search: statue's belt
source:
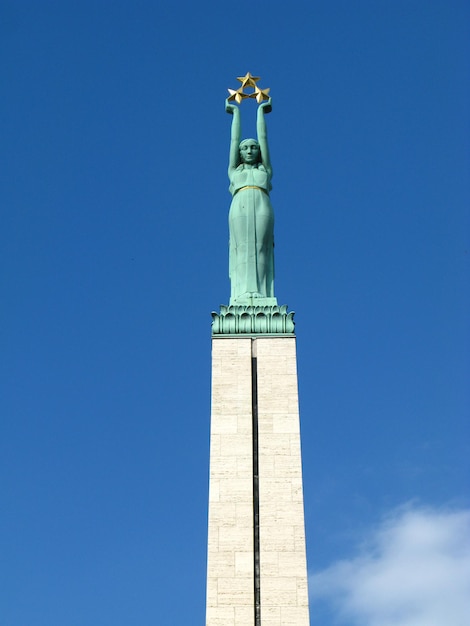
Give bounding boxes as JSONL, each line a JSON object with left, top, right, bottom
{"left": 233, "top": 185, "right": 269, "bottom": 196}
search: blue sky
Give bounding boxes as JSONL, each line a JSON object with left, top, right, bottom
{"left": 1, "top": 1, "right": 469, "bottom": 624}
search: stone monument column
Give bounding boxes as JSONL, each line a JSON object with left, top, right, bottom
{"left": 206, "top": 74, "right": 310, "bottom": 626}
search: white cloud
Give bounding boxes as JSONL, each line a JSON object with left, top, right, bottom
{"left": 310, "top": 505, "right": 470, "bottom": 626}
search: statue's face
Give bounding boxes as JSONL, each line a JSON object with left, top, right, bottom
{"left": 240, "top": 141, "right": 260, "bottom": 164}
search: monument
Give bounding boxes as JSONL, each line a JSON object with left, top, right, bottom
{"left": 206, "top": 74, "right": 310, "bottom": 626}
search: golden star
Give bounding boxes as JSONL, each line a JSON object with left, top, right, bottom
{"left": 252, "top": 86, "right": 271, "bottom": 103}
{"left": 227, "top": 88, "right": 248, "bottom": 103}
{"left": 236, "top": 72, "right": 260, "bottom": 88}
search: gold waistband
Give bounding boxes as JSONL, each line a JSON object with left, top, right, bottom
{"left": 234, "top": 185, "right": 269, "bottom": 196}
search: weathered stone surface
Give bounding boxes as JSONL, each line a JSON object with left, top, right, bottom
{"left": 206, "top": 336, "right": 309, "bottom": 626}
{"left": 256, "top": 338, "right": 309, "bottom": 624}
{"left": 206, "top": 339, "right": 254, "bottom": 626}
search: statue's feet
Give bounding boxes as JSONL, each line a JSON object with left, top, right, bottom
{"left": 229, "top": 293, "right": 278, "bottom": 307}
{"left": 237, "top": 292, "right": 264, "bottom": 301}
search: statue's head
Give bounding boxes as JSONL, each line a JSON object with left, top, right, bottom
{"left": 239, "top": 138, "right": 261, "bottom": 165}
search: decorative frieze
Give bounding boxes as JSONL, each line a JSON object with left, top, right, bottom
{"left": 212, "top": 305, "right": 295, "bottom": 335}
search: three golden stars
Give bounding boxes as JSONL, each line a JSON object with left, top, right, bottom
{"left": 227, "top": 72, "right": 271, "bottom": 104}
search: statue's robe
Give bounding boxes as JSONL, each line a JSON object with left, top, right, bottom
{"left": 229, "top": 164, "right": 274, "bottom": 304}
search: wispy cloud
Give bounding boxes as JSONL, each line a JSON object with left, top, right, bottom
{"left": 310, "top": 505, "right": 470, "bottom": 626}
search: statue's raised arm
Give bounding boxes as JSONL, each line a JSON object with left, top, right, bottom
{"left": 226, "top": 99, "right": 241, "bottom": 176}
{"left": 257, "top": 98, "right": 272, "bottom": 178}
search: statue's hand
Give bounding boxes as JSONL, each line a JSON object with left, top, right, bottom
{"left": 225, "top": 99, "right": 238, "bottom": 115}
{"left": 259, "top": 97, "right": 272, "bottom": 114}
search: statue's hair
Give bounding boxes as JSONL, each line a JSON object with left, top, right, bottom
{"left": 239, "top": 138, "right": 259, "bottom": 149}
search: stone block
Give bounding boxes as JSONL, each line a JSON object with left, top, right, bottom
{"left": 217, "top": 575, "right": 253, "bottom": 605}
{"left": 206, "top": 605, "right": 235, "bottom": 625}
{"left": 280, "top": 606, "right": 310, "bottom": 625}
{"left": 234, "top": 551, "right": 253, "bottom": 576}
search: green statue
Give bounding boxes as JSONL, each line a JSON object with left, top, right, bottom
{"left": 225, "top": 95, "right": 277, "bottom": 306}
{"left": 212, "top": 75, "right": 294, "bottom": 335}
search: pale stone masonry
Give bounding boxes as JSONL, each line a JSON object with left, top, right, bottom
{"left": 206, "top": 336, "right": 309, "bottom": 626}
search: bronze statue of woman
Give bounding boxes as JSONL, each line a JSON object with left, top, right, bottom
{"left": 226, "top": 98, "right": 277, "bottom": 306}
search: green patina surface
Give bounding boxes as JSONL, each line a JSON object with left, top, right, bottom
{"left": 226, "top": 98, "right": 276, "bottom": 307}
{"left": 212, "top": 305, "right": 295, "bottom": 336}
{"left": 214, "top": 88, "right": 294, "bottom": 335}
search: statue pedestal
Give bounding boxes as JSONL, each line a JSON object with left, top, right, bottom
{"left": 206, "top": 336, "right": 310, "bottom": 626}
{"left": 212, "top": 305, "right": 295, "bottom": 336}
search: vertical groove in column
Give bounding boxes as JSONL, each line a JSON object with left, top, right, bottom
{"left": 251, "top": 341, "right": 261, "bottom": 626}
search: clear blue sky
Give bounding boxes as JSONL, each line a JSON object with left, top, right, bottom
{"left": 1, "top": 2, "right": 469, "bottom": 625}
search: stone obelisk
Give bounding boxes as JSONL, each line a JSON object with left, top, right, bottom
{"left": 205, "top": 74, "right": 310, "bottom": 626}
